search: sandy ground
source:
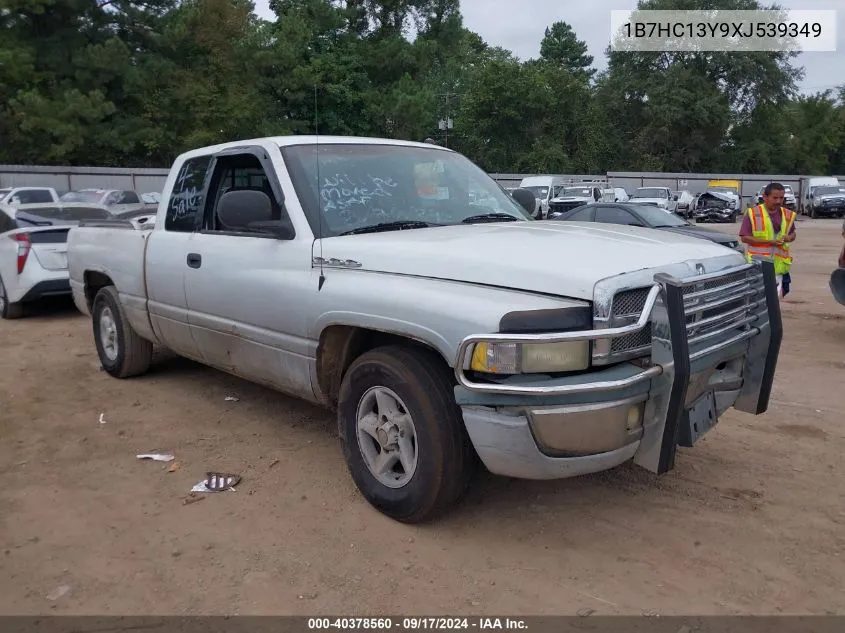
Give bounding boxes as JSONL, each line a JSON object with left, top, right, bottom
{"left": 1, "top": 218, "right": 844, "bottom": 617}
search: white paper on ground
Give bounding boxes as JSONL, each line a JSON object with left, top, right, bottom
{"left": 136, "top": 453, "right": 175, "bottom": 462}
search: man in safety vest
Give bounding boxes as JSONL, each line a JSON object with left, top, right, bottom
{"left": 738, "top": 182, "right": 796, "bottom": 298}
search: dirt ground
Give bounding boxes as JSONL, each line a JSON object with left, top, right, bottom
{"left": 1, "top": 218, "right": 844, "bottom": 616}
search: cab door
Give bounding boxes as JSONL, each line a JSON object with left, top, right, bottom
{"left": 145, "top": 154, "right": 214, "bottom": 361}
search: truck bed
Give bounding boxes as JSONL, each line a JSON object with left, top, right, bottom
{"left": 67, "top": 223, "right": 152, "bottom": 319}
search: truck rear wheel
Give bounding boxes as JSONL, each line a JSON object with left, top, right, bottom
{"left": 92, "top": 286, "right": 153, "bottom": 378}
{"left": 338, "top": 345, "right": 476, "bottom": 523}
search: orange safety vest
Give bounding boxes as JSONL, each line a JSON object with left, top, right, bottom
{"left": 744, "top": 204, "right": 795, "bottom": 275}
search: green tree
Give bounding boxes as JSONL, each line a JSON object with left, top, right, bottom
{"left": 539, "top": 21, "right": 595, "bottom": 81}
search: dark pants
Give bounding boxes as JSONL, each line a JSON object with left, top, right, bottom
{"left": 782, "top": 272, "right": 791, "bottom": 297}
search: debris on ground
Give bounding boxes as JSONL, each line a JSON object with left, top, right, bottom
{"left": 168, "top": 462, "right": 181, "bottom": 473}
{"left": 136, "top": 453, "right": 175, "bottom": 462}
{"left": 224, "top": 396, "right": 240, "bottom": 402}
{"left": 191, "top": 472, "right": 241, "bottom": 493}
{"left": 46, "top": 585, "right": 71, "bottom": 601}
{"left": 98, "top": 413, "right": 107, "bottom": 424}
{"left": 182, "top": 494, "right": 206, "bottom": 506}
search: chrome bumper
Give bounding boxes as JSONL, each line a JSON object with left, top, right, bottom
{"left": 454, "top": 261, "right": 783, "bottom": 475}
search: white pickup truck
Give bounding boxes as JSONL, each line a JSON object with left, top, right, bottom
{"left": 67, "top": 136, "right": 782, "bottom": 523}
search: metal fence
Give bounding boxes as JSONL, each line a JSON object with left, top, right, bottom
{"left": 0, "top": 164, "right": 169, "bottom": 195}
{"left": 3, "top": 164, "right": 844, "bottom": 208}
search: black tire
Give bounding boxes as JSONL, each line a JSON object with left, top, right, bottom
{"left": 0, "top": 275, "right": 24, "bottom": 319}
{"left": 338, "top": 345, "right": 477, "bottom": 524}
{"left": 92, "top": 286, "right": 153, "bottom": 378}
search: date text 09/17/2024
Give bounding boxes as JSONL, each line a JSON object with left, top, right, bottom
{"left": 307, "top": 618, "right": 528, "bottom": 630}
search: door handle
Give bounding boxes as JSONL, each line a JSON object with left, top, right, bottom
{"left": 187, "top": 253, "right": 202, "bottom": 269}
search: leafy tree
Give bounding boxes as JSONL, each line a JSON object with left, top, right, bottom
{"left": 539, "top": 21, "right": 595, "bottom": 82}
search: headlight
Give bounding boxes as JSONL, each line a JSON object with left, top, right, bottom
{"left": 470, "top": 341, "right": 590, "bottom": 374}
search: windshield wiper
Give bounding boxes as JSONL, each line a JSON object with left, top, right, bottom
{"left": 461, "top": 213, "right": 521, "bottom": 224}
{"left": 339, "top": 221, "right": 436, "bottom": 236}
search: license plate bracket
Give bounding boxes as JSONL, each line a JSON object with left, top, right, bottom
{"left": 678, "top": 390, "right": 718, "bottom": 448}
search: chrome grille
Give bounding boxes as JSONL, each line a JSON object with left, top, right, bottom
{"left": 605, "top": 266, "right": 765, "bottom": 361}
{"left": 683, "top": 268, "right": 764, "bottom": 347}
{"left": 549, "top": 201, "right": 584, "bottom": 214}
{"left": 611, "top": 287, "right": 651, "bottom": 317}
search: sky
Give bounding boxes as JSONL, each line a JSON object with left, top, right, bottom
{"left": 252, "top": 0, "right": 844, "bottom": 95}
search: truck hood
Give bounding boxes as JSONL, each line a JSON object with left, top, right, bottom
{"left": 818, "top": 194, "right": 845, "bottom": 203}
{"left": 317, "top": 221, "right": 742, "bottom": 300}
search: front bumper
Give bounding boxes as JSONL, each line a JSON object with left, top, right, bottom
{"left": 454, "top": 261, "right": 782, "bottom": 479}
{"left": 694, "top": 209, "right": 735, "bottom": 222}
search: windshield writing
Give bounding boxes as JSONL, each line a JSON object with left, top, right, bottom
{"left": 283, "top": 144, "right": 531, "bottom": 237}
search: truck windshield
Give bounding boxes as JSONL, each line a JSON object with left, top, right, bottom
{"left": 815, "top": 187, "right": 845, "bottom": 196}
{"left": 61, "top": 191, "right": 104, "bottom": 203}
{"left": 281, "top": 143, "right": 532, "bottom": 237}
{"left": 562, "top": 187, "right": 591, "bottom": 197}
{"left": 633, "top": 188, "right": 668, "bottom": 198}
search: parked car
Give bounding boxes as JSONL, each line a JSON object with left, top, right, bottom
{"left": 692, "top": 191, "right": 740, "bottom": 223}
{"left": 602, "top": 187, "right": 629, "bottom": 202}
{"left": 670, "top": 190, "right": 695, "bottom": 217}
{"left": 799, "top": 176, "right": 842, "bottom": 216}
{"left": 705, "top": 180, "right": 743, "bottom": 211}
{"left": 0, "top": 203, "right": 113, "bottom": 319}
{"left": 0, "top": 186, "right": 60, "bottom": 206}
{"left": 60, "top": 188, "right": 152, "bottom": 216}
{"left": 629, "top": 186, "right": 672, "bottom": 209}
{"left": 803, "top": 185, "right": 845, "bottom": 219}
{"left": 549, "top": 202, "right": 742, "bottom": 251}
{"left": 548, "top": 182, "right": 605, "bottom": 216}
{"left": 67, "top": 135, "right": 781, "bottom": 523}
{"left": 517, "top": 176, "right": 569, "bottom": 218}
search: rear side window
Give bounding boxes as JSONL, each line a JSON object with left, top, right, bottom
{"left": 29, "top": 229, "right": 70, "bottom": 244}
{"left": 566, "top": 207, "right": 594, "bottom": 221}
{"left": 166, "top": 156, "right": 212, "bottom": 232}
{"left": 18, "top": 190, "right": 54, "bottom": 203}
{"left": 596, "top": 207, "right": 638, "bottom": 225}
{"left": 119, "top": 191, "right": 140, "bottom": 204}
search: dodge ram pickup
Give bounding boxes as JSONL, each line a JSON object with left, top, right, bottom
{"left": 67, "top": 136, "right": 782, "bottom": 523}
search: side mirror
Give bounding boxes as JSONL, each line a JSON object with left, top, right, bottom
{"left": 810, "top": 193, "right": 814, "bottom": 199}
{"left": 673, "top": 195, "right": 679, "bottom": 201}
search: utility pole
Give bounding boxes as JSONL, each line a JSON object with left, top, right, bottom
{"left": 436, "top": 92, "right": 457, "bottom": 148}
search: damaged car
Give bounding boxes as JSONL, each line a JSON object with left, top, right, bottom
{"left": 692, "top": 191, "right": 740, "bottom": 223}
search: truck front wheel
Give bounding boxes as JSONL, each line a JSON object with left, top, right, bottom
{"left": 338, "top": 345, "right": 476, "bottom": 523}
{"left": 92, "top": 286, "right": 153, "bottom": 378}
